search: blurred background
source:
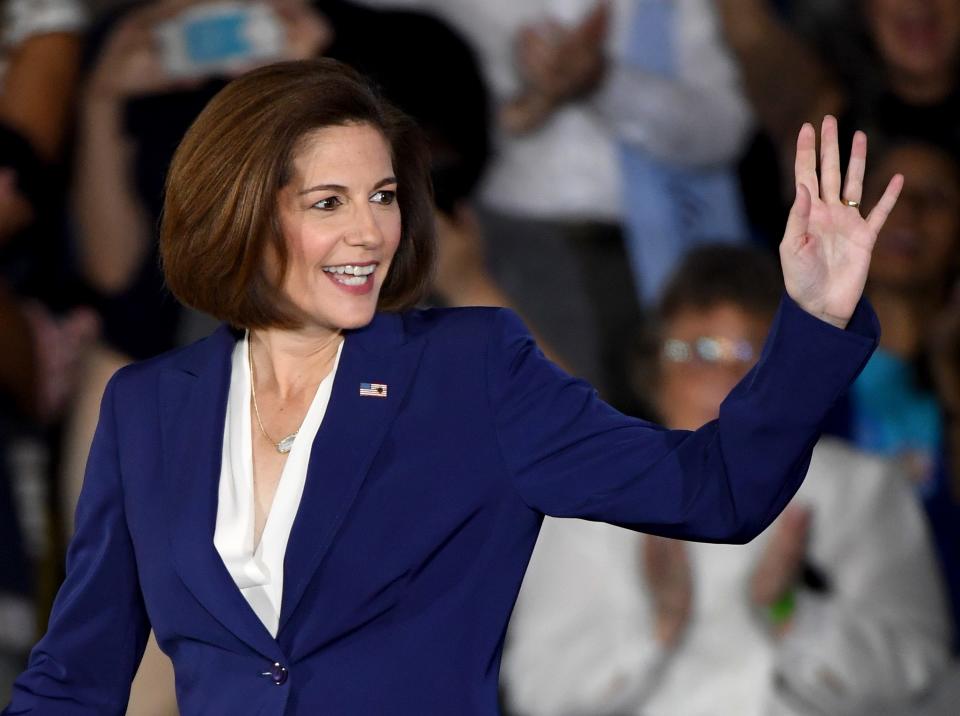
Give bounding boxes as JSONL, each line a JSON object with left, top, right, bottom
{"left": 0, "top": 0, "right": 958, "bottom": 713}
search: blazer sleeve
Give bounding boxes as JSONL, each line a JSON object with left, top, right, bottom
{"left": 3, "top": 374, "right": 150, "bottom": 715}
{"left": 486, "top": 294, "right": 879, "bottom": 542}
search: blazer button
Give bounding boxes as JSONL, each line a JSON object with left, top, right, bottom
{"left": 269, "top": 662, "right": 288, "bottom": 685}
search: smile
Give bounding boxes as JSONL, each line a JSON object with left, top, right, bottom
{"left": 322, "top": 263, "right": 377, "bottom": 286}
{"left": 321, "top": 262, "right": 378, "bottom": 293}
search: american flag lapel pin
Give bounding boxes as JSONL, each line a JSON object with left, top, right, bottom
{"left": 359, "top": 382, "right": 388, "bottom": 398}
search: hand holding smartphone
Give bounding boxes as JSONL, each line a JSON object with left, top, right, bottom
{"left": 155, "top": 1, "right": 286, "bottom": 79}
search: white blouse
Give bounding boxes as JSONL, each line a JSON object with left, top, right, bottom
{"left": 214, "top": 331, "right": 344, "bottom": 637}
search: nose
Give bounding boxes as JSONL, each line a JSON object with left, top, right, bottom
{"left": 345, "top": 201, "right": 385, "bottom": 249}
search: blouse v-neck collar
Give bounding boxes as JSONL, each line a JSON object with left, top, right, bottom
{"left": 214, "top": 331, "right": 344, "bottom": 637}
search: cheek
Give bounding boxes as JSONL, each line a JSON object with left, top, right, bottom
{"left": 288, "top": 222, "right": 341, "bottom": 270}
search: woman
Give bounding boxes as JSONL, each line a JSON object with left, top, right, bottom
{"left": 3, "top": 59, "right": 900, "bottom": 714}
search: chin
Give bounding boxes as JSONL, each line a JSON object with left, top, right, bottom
{"left": 313, "top": 301, "right": 379, "bottom": 332}
{"left": 338, "top": 312, "right": 378, "bottom": 330}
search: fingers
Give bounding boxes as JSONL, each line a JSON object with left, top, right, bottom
{"left": 794, "top": 122, "right": 818, "bottom": 199}
{"left": 578, "top": 0, "right": 610, "bottom": 43}
{"left": 819, "top": 115, "right": 842, "bottom": 201}
{"left": 783, "top": 183, "right": 811, "bottom": 245}
{"left": 797, "top": 118, "right": 870, "bottom": 207}
{"left": 842, "top": 130, "right": 867, "bottom": 206}
{"left": 866, "top": 173, "right": 905, "bottom": 235}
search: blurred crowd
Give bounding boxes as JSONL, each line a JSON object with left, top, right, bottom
{"left": 0, "top": 0, "right": 958, "bottom": 714}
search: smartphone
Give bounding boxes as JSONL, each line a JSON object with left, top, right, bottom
{"left": 156, "top": 1, "right": 286, "bottom": 79}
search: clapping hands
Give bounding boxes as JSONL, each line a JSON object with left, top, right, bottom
{"left": 502, "top": 1, "right": 609, "bottom": 134}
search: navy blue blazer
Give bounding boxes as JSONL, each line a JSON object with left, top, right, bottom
{"left": 4, "top": 296, "right": 878, "bottom": 715}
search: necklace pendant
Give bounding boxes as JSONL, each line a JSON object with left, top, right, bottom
{"left": 276, "top": 433, "right": 297, "bottom": 454}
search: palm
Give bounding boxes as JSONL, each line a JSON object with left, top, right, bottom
{"left": 780, "top": 118, "right": 903, "bottom": 328}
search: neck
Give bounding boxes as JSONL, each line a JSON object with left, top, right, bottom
{"left": 868, "top": 283, "right": 942, "bottom": 357}
{"left": 249, "top": 325, "right": 343, "bottom": 400}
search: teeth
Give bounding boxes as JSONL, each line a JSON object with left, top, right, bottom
{"left": 323, "top": 264, "right": 376, "bottom": 276}
{"left": 335, "top": 275, "right": 369, "bottom": 286}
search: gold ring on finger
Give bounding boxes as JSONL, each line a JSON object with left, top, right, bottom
{"left": 844, "top": 199, "right": 860, "bottom": 209}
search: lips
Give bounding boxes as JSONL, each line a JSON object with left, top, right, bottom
{"left": 321, "top": 261, "right": 378, "bottom": 295}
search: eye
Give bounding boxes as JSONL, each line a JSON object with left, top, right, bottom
{"left": 312, "top": 196, "right": 342, "bottom": 211}
{"left": 371, "top": 190, "right": 396, "bottom": 205}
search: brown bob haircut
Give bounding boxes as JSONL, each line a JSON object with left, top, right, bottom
{"left": 160, "top": 58, "right": 436, "bottom": 329}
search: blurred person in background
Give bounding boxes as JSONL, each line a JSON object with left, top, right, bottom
{"left": 716, "top": 0, "right": 960, "bottom": 237}
{"left": 821, "top": 140, "right": 960, "bottom": 655}
{"left": 0, "top": 0, "right": 97, "bottom": 425}
{"left": 355, "top": 0, "right": 753, "bottom": 406}
{"left": 502, "top": 244, "right": 951, "bottom": 716}
{"left": 829, "top": 142, "right": 959, "bottom": 482}
{"left": 717, "top": 1, "right": 960, "bottom": 639}
{"left": 0, "top": 0, "right": 97, "bottom": 703}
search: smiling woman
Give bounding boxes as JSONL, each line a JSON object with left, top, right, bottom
{"left": 158, "top": 60, "right": 436, "bottom": 638}
{"left": 4, "top": 59, "right": 901, "bottom": 716}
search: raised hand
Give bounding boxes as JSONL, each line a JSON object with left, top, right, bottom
{"left": 780, "top": 116, "right": 903, "bottom": 328}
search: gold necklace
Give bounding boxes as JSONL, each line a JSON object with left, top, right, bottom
{"left": 248, "top": 336, "right": 298, "bottom": 454}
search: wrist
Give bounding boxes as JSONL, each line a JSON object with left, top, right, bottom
{"left": 79, "top": 92, "right": 126, "bottom": 132}
{"left": 81, "top": 85, "right": 124, "bottom": 112}
{"left": 817, "top": 315, "right": 848, "bottom": 330}
{"left": 788, "top": 294, "right": 850, "bottom": 330}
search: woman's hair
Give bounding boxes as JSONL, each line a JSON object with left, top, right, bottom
{"left": 160, "top": 58, "right": 436, "bottom": 329}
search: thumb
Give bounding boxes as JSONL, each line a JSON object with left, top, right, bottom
{"left": 783, "top": 183, "right": 812, "bottom": 248}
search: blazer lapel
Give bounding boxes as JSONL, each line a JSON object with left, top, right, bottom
{"left": 278, "top": 312, "right": 425, "bottom": 634}
{"left": 160, "top": 325, "right": 282, "bottom": 662}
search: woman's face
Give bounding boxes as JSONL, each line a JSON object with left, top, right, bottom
{"left": 274, "top": 122, "right": 402, "bottom": 332}
{"left": 865, "top": 144, "right": 960, "bottom": 291}
{"left": 867, "top": 0, "right": 960, "bottom": 81}
{"left": 655, "top": 303, "right": 769, "bottom": 431}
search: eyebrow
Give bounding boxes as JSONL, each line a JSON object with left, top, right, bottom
{"left": 297, "top": 176, "right": 398, "bottom": 195}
